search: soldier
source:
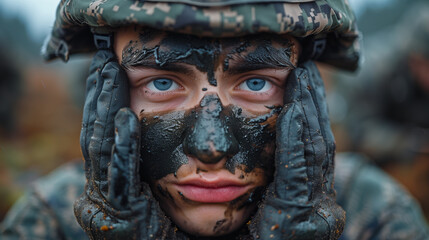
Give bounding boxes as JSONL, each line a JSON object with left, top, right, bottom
{"left": 331, "top": 4, "right": 429, "bottom": 239}
{"left": 1, "top": 0, "right": 428, "bottom": 239}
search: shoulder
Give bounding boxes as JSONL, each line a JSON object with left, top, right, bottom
{"left": 334, "top": 152, "right": 429, "bottom": 240}
{"left": 35, "top": 160, "right": 86, "bottom": 202}
{"left": 1, "top": 161, "right": 87, "bottom": 240}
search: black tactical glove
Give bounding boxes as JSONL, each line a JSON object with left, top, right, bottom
{"left": 250, "top": 61, "right": 345, "bottom": 239}
{"left": 74, "top": 50, "right": 187, "bottom": 239}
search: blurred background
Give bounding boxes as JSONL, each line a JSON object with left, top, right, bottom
{"left": 0, "top": 0, "right": 90, "bottom": 220}
{"left": 0, "top": 0, "right": 428, "bottom": 224}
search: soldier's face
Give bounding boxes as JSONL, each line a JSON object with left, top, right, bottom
{"left": 115, "top": 26, "right": 299, "bottom": 237}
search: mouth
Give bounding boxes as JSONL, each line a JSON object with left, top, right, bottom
{"left": 175, "top": 179, "right": 251, "bottom": 203}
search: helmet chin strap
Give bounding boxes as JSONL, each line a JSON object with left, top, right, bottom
{"left": 298, "top": 34, "right": 327, "bottom": 64}
{"left": 94, "top": 34, "right": 114, "bottom": 50}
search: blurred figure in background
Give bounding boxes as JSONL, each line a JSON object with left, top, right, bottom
{"left": 329, "top": 2, "right": 429, "bottom": 237}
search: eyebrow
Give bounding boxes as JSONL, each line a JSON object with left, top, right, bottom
{"left": 123, "top": 60, "right": 195, "bottom": 76}
{"left": 226, "top": 61, "right": 289, "bottom": 75}
{"left": 224, "top": 41, "right": 296, "bottom": 75}
{"left": 226, "top": 61, "right": 293, "bottom": 75}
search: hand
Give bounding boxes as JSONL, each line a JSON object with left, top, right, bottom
{"left": 73, "top": 50, "right": 186, "bottom": 239}
{"left": 250, "top": 61, "right": 345, "bottom": 239}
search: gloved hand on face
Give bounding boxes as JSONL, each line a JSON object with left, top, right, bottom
{"left": 250, "top": 61, "right": 345, "bottom": 240}
{"left": 74, "top": 49, "right": 184, "bottom": 239}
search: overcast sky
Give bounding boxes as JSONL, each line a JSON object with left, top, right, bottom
{"left": 0, "top": 0, "right": 390, "bottom": 42}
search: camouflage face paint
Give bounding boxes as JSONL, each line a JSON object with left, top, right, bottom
{"left": 139, "top": 94, "right": 280, "bottom": 181}
{"left": 121, "top": 29, "right": 295, "bottom": 87}
{"left": 122, "top": 29, "right": 220, "bottom": 86}
{"left": 222, "top": 35, "right": 295, "bottom": 72}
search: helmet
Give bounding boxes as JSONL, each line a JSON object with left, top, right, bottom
{"left": 42, "top": 0, "right": 360, "bottom": 71}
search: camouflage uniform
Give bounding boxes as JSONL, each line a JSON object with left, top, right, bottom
{"left": 0, "top": 162, "right": 87, "bottom": 240}
{"left": 2, "top": 154, "right": 429, "bottom": 239}
{"left": 335, "top": 153, "right": 429, "bottom": 240}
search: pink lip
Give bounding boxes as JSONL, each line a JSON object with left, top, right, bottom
{"left": 175, "top": 179, "right": 250, "bottom": 203}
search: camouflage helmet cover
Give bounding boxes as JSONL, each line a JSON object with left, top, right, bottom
{"left": 42, "top": 0, "right": 361, "bottom": 71}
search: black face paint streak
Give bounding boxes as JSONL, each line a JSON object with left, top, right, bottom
{"left": 212, "top": 188, "right": 259, "bottom": 235}
{"left": 225, "top": 105, "right": 281, "bottom": 175}
{"left": 243, "top": 186, "right": 265, "bottom": 207}
{"left": 122, "top": 29, "right": 295, "bottom": 89}
{"left": 139, "top": 94, "right": 280, "bottom": 181}
{"left": 121, "top": 29, "right": 220, "bottom": 86}
{"left": 223, "top": 34, "right": 295, "bottom": 73}
{"left": 248, "top": 107, "right": 282, "bottom": 124}
{"left": 223, "top": 39, "right": 251, "bottom": 71}
{"left": 121, "top": 40, "right": 158, "bottom": 70}
{"left": 245, "top": 39, "right": 294, "bottom": 69}
{"left": 213, "top": 219, "right": 227, "bottom": 233}
{"left": 202, "top": 88, "right": 207, "bottom": 91}
{"left": 140, "top": 110, "right": 188, "bottom": 181}
{"left": 157, "top": 184, "right": 174, "bottom": 202}
{"left": 183, "top": 95, "right": 239, "bottom": 163}
{"left": 140, "top": 100, "right": 275, "bottom": 235}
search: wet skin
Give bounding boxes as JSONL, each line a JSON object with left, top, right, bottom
{"left": 114, "top": 26, "right": 299, "bottom": 237}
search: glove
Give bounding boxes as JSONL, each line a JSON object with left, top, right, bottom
{"left": 250, "top": 61, "right": 345, "bottom": 239}
{"left": 74, "top": 50, "right": 188, "bottom": 239}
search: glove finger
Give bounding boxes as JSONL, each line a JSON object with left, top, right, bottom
{"left": 290, "top": 63, "right": 345, "bottom": 239}
{"left": 274, "top": 102, "right": 307, "bottom": 202}
{"left": 304, "top": 62, "right": 336, "bottom": 193}
{"left": 286, "top": 65, "right": 326, "bottom": 198}
{"left": 89, "top": 58, "right": 129, "bottom": 194}
{"left": 81, "top": 51, "right": 116, "bottom": 180}
{"left": 108, "top": 108, "right": 140, "bottom": 209}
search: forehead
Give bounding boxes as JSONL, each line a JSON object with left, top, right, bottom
{"left": 114, "top": 26, "right": 299, "bottom": 64}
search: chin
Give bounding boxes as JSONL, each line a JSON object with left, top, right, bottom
{"left": 161, "top": 200, "right": 256, "bottom": 237}
{"left": 150, "top": 168, "right": 269, "bottom": 237}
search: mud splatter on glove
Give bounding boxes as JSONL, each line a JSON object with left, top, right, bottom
{"left": 250, "top": 61, "right": 345, "bottom": 240}
{"left": 74, "top": 49, "right": 188, "bottom": 240}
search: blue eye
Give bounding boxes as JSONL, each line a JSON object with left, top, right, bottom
{"left": 147, "top": 78, "right": 180, "bottom": 92}
{"left": 246, "top": 79, "right": 265, "bottom": 91}
{"left": 154, "top": 79, "right": 173, "bottom": 90}
{"left": 238, "top": 78, "right": 272, "bottom": 92}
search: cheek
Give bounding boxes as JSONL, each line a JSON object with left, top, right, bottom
{"left": 227, "top": 121, "right": 277, "bottom": 175}
{"left": 130, "top": 87, "right": 145, "bottom": 114}
{"left": 130, "top": 87, "right": 188, "bottom": 114}
{"left": 139, "top": 113, "right": 188, "bottom": 181}
{"left": 230, "top": 85, "right": 284, "bottom": 112}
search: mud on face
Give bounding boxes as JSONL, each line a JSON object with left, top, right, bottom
{"left": 119, "top": 27, "right": 297, "bottom": 236}
{"left": 121, "top": 28, "right": 296, "bottom": 88}
{"left": 138, "top": 94, "right": 281, "bottom": 181}
{"left": 139, "top": 95, "right": 280, "bottom": 237}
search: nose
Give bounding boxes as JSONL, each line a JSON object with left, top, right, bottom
{"left": 183, "top": 94, "right": 239, "bottom": 164}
